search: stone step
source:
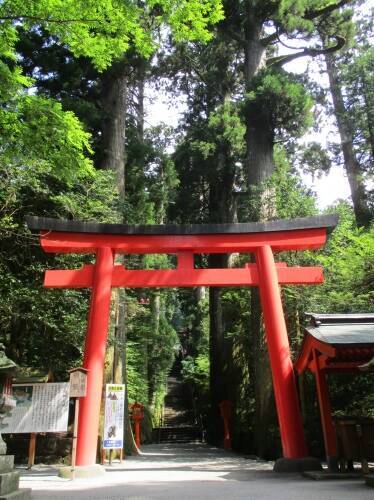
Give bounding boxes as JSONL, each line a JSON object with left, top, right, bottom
{"left": 160, "top": 438, "right": 201, "bottom": 443}
{"left": 163, "top": 419, "right": 191, "bottom": 423}
{"left": 164, "top": 413, "right": 193, "bottom": 420}
{"left": 0, "top": 472, "right": 19, "bottom": 497}
{"left": 0, "top": 488, "right": 32, "bottom": 500}
{"left": 156, "top": 426, "right": 202, "bottom": 444}
{"left": 365, "top": 474, "right": 374, "bottom": 487}
{"left": 0, "top": 458, "right": 14, "bottom": 475}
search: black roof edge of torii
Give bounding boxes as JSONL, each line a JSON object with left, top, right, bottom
{"left": 25, "top": 214, "right": 339, "bottom": 236}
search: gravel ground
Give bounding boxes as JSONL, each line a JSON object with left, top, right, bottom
{"left": 18, "top": 443, "right": 373, "bottom": 500}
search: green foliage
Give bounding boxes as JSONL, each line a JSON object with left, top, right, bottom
{"left": 0, "top": 152, "right": 120, "bottom": 377}
{"left": 125, "top": 124, "right": 179, "bottom": 224}
{"left": 0, "top": 26, "right": 95, "bottom": 183}
{"left": 240, "top": 146, "right": 318, "bottom": 221}
{"left": 278, "top": 0, "right": 351, "bottom": 33}
{"left": 336, "top": 16, "right": 374, "bottom": 177}
{"left": 298, "top": 141, "right": 333, "bottom": 177}
{"left": 244, "top": 69, "right": 314, "bottom": 137}
{"left": 1, "top": 1, "right": 224, "bottom": 70}
{"left": 0, "top": 0, "right": 225, "bottom": 189}
{"left": 147, "top": 0, "right": 224, "bottom": 43}
{"left": 124, "top": 290, "right": 179, "bottom": 424}
{"left": 271, "top": 147, "right": 318, "bottom": 217}
{"left": 206, "top": 102, "right": 245, "bottom": 155}
{"left": 1, "top": 95, "right": 94, "bottom": 180}
{"left": 181, "top": 355, "right": 209, "bottom": 393}
{"left": 307, "top": 203, "right": 374, "bottom": 312}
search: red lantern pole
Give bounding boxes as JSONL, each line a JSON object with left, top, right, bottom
{"left": 219, "top": 400, "right": 233, "bottom": 450}
{"left": 130, "top": 403, "right": 144, "bottom": 449}
{"left": 256, "top": 245, "right": 307, "bottom": 458}
{"left": 76, "top": 247, "right": 114, "bottom": 466}
{"left": 134, "top": 421, "right": 141, "bottom": 448}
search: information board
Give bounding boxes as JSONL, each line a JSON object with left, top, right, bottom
{"left": 0, "top": 383, "right": 69, "bottom": 434}
{"left": 102, "top": 384, "right": 125, "bottom": 449}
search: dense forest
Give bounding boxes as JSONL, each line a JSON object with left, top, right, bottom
{"left": 0, "top": 0, "right": 373, "bottom": 459}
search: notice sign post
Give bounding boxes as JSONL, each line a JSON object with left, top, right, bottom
{"left": 102, "top": 384, "right": 125, "bottom": 464}
{"left": 69, "top": 368, "right": 88, "bottom": 471}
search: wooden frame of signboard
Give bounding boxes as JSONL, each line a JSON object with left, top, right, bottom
{"left": 68, "top": 367, "right": 88, "bottom": 470}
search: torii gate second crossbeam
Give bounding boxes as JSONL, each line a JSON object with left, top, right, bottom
{"left": 26, "top": 214, "right": 338, "bottom": 469}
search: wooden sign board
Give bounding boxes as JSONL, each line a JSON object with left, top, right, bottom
{"left": 2, "top": 383, "right": 69, "bottom": 433}
{"left": 69, "top": 368, "right": 87, "bottom": 398}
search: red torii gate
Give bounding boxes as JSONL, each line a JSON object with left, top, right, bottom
{"left": 27, "top": 214, "right": 337, "bottom": 469}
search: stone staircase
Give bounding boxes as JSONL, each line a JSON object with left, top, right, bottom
{"left": 154, "top": 376, "right": 202, "bottom": 444}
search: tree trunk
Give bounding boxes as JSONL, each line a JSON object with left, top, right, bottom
{"left": 208, "top": 265, "right": 228, "bottom": 444}
{"left": 361, "top": 72, "right": 374, "bottom": 161}
{"left": 250, "top": 290, "right": 277, "bottom": 458}
{"left": 101, "top": 61, "right": 128, "bottom": 196}
{"left": 207, "top": 149, "right": 236, "bottom": 444}
{"left": 243, "top": 10, "right": 275, "bottom": 203}
{"left": 324, "top": 52, "right": 372, "bottom": 228}
{"left": 148, "top": 293, "right": 161, "bottom": 406}
{"left": 243, "top": 11, "right": 278, "bottom": 458}
{"left": 100, "top": 59, "right": 138, "bottom": 454}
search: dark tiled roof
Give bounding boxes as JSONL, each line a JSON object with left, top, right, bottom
{"left": 305, "top": 323, "right": 374, "bottom": 346}
{"left": 26, "top": 214, "right": 338, "bottom": 236}
{"left": 296, "top": 313, "right": 374, "bottom": 373}
{"left": 305, "top": 312, "right": 374, "bottom": 326}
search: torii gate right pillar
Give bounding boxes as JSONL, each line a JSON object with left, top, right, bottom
{"left": 256, "top": 245, "right": 307, "bottom": 459}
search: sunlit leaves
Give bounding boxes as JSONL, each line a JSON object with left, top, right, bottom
{"left": 244, "top": 69, "right": 313, "bottom": 137}
{"left": 1, "top": 0, "right": 224, "bottom": 70}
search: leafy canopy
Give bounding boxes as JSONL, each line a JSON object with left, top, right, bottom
{"left": 244, "top": 69, "right": 313, "bottom": 137}
{"left": 0, "top": 0, "right": 224, "bottom": 69}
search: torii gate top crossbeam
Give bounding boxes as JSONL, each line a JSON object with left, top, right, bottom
{"left": 27, "top": 215, "right": 338, "bottom": 254}
{"left": 26, "top": 215, "right": 338, "bottom": 289}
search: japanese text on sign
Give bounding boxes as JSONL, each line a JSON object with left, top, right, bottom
{"left": 103, "top": 384, "right": 125, "bottom": 449}
{"left": 0, "top": 383, "right": 69, "bottom": 434}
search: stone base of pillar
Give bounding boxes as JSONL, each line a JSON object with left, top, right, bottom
{"left": 58, "top": 464, "right": 106, "bottom": 479}
{"left": 364, "top": 475, "right": 374, "bottom": 488}
{"left": 273, "top": 456, "right": 322, "bottom": 473}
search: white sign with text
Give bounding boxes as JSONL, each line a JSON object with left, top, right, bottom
{"left": 103, "top": 384, "right": 125, "bottom": 449}
{"left": 1, "top": 383, "right": 69, "bottom": 434}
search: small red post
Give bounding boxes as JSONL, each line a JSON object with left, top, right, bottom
{"left": 76, "top": 247, "right": 114, "bottom": 466}
{"left": 313, "top": 350, "right": 338, "bottom": 470}
{"left": 71, "top": 398, "right": 79, "bottom": 468}
{"left": 130, "top": 402, "right": 144, "bottom": 449}
{"left": 256, "top": 245, "right": 307, "bottom": 458}
{"left": 219, "top": 400, "right": 233, "bottom": 450}
{"left": 28, "top": 433, "right": 36, "bottom": 469}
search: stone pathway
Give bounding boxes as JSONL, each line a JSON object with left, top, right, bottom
{"left": 18, "top": 443, "right": 373, "bottom": 500}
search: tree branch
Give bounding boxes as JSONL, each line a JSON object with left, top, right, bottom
{"left": 0, "top": 15, "right": 99, "bottom": 24}
{"left": 261, "top": 31, "right": 278, "bottom": 46}
{"left": 261, "top": 1, "right": 352, "bottom": 46}
{"left": 304, "top": 0, "right": 353, "bottom": 21}
{"left": 227, "top": 28, "right": 246, "bottom": 47}
{"left": 267, "top": 35, "right": 345, "bottom": 67}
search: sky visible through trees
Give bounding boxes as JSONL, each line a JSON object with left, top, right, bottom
{"left": 145, "top": 3, "right": 372, "bottom": 209}
{"left": 145, "top": 83, "right": 353, "bottom": 208}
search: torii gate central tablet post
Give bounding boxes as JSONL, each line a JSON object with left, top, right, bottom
{"left": 27, "top": 215, "right": 338, "bottom": 472}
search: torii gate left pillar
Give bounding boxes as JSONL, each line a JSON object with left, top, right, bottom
{"left": 76, "top": 247, "right": 114, "bottom": 465}
{"left": 26, "top": 215, "right": 337, "bottom": 471}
